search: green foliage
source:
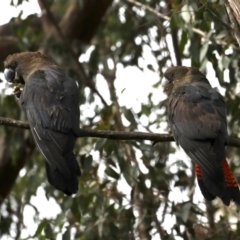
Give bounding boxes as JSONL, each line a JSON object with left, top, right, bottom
{"left": 1, "top": 0, "right": 240, "bottom": 240}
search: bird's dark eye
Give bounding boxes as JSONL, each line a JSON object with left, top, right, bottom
{"left": 168, "top": 73, "right": 174, "bottom": 81}
{"left": 12, "top": 61, "right": 17, "bottom": 67}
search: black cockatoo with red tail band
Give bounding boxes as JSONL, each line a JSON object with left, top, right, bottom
{"left": 163, "top": 66, "right": 240, "bottom": 206}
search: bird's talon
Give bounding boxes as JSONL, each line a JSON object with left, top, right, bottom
{"left": 13, "top": 86, "right": 22, "bottom": 98}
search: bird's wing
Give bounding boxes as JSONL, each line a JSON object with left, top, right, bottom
{"left": 20, "top": 67, "right": 80, "bottom": 191}
{"left": 168, "top": 82, "right": 228, "bottom": 181}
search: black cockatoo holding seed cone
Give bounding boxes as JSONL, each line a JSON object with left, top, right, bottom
{"left": 4, "top": 52, "right": 81, "bottom": 195}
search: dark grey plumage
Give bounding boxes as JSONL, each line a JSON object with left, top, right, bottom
{"left": 163, "top": 66, "right": 240, "bottom": 205}
{"left": 4, "top": 52, "right": 80, "bottom": 195}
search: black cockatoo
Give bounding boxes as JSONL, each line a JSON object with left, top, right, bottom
{"left": 4, "top": 51, "right": 80, "bottom": 195}
{"left": 163, "top": 66, "right": 240, "bottom": 206}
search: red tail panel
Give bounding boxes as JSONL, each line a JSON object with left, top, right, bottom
{"left": 222, "top": 159, "right": 238, "bottom": 188}
{"left": 195, "top": 160, "right": 240, "bottom": 205}
{"left": 195, "top": 164, "right": 202, "bottom": 180}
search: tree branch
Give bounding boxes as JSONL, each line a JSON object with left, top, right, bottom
{"left": 224, "top": 0, "right": 240, "bottom": 47}
{"left": 0, "top": 117, "right": 29, "bottom": 129}
{"left": 59, "top": 0, "right": 114, "bottom": 43}
{"left": 0, "top": 37, "right": 21, "bottom": 64}
{"left": 1, "top": 117, "right": 240, "bottom": 148}
{"left": 165, "top": 0, "right": 182, "bottom": 66}
{"left": 80, "top": 127, "right": 173, "bottom": 142}
{"left": 0, "top": 117, "right": 172, "bottom": 141}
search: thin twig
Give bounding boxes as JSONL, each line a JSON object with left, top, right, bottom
{"left": 153, "top": 211, "right": 167, "bottom": 239}
{"left": 1, "top": 117, "right": 240, "bottom": 148}
{"left": 126, "top": 0, "right": 240, "bottom": 50}
{"left": 224, "top": 0, "right": 240, "bottom": 47}
{"left": 165, "top": 0, "right": 182, "bottom": 66}
{"left": 205, "top": 200, "right": 216, "bottom": 234}
{"left": 40, "top": 0, "right": 108, "bottom": 106}
{"left": 126, "top": 0, "right": 206, "bottom": 37}
{"left": 197, "top": 0, "right": 232, "bottom": 31}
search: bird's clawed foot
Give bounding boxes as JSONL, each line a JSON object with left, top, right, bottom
{"left": 13, "top": 86, "right": 22, "bottom": 98}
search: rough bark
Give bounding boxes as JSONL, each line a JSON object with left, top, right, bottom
{"left": 0, "top": 134, "right": 33, "bottom": 204}
{"left": 59, "top": 0, "right": 114, "bottom": 43}
{"left": 224, "top": 0, "right": 240, "bottom": 46}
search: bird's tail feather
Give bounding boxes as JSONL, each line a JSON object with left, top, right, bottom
{"left": 45, "top": 152, "right": 80, "bottom": 195}
{"left": 222, "top": 159, "right": 240, "bottom": 205}
{"left": 195, "top": 164, "right": 216, "bottom": 201}
{"left": 195, "top": 160, "right": 240, "bottom": 206}
{"left": 31, "top": 126, "right": 80, "bottom": 195}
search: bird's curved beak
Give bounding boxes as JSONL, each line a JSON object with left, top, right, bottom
{"left": 4, "top": 68, "right": 16, "bottom": 83}
{"left": 162, "top": 77, "right": 170, "bottom": 90}
{"left": 162, "top": 77, "right": 169, "bottom": 88}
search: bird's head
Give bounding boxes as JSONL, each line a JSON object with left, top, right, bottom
{"left": 4, "top": 53, "right": 22, "bottom": 83}
{"left": 4, "top": 51, "right": 53, "bottom": 84}
{"left": 162, "top": 66, "right": 208, "bottom": 96}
